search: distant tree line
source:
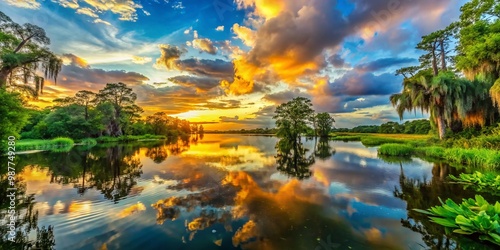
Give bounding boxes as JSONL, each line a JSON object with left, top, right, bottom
{"left": 333, "top": 120, "right": 432, "bottom": 134}
{"left": 20, "top": 83, "right": 202, "bottom": 140}
{"left": 205, "top": 128, "right": 277, "bottom": 134}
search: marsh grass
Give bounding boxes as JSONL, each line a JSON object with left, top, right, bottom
{"left": 16, "top": 137, "right": 75, "bottom": 151}
{"left": 331, "top": 135, "right": 361, "bottom": 141}
{"left": 416, "top": 146, "right": 446, "bottom": 159}
{"left": 378, "top": 143, "right": 414, "bottom": 156}
{"left": 444, "top": 148, "right": 500, "bottom": 171}
{"left": 361, "top": 137, "right": 406, "bottom": 147}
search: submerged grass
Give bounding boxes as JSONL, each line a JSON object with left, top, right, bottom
{"left": 378, "top": 143, "right": 414, "bottom": 156}
{"left": 16, "top": 137, "right": 75, "bottom": 151}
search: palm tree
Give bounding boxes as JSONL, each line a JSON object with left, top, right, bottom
{"left": 391, "top": 71, "right": 488, "bottom": 139}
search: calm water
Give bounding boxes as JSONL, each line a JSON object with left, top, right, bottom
{"left": 0, "top": 134, "right": 497, "bottom": 250}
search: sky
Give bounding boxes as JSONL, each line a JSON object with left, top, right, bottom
{"left": 1, "top": 0, "right": 468, "bottom": 130}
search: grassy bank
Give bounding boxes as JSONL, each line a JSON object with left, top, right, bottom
{"left": 330, "top": 132, "right": 429, "bottom": 146}
{"left": 329, "top": 132, "right": 500, "bottom": 170}
{"left": 16, "top": 137, "right": 75, "bottom": 152}
{"left": 95, "top": 134, "right": 167, "bottom": 143}
{"left": 15, "top": 134, "right": 167, "bottom": 153}
{"left": 377, "top": 143, "right": 500, "bottom": 171}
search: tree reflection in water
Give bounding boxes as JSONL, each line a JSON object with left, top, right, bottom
{"left": 0, "top": 168, "right": 55, "bottom": 249}
{"left": 314, "top": 137, "right": 335, "bottom": 160}
{"left": 275, "top": 139, "right": 315, "bottom": 180}
{"left": 394, "top": 162, "right": 498, "bottom": 249}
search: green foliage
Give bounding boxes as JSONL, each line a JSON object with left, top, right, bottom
{"left": 444, "top": 148, "right": 500, "bottom": 170}
{"left": 80, "top": 138, "right": 97, "bottom": 146}
{"left": 378, "top": 144, "right": 414, "bottom": 156}
{"left": 0, "top": 11, "right": 62, "bottom": 93}
{"left": 0, "top": 89, "right": 29, "bottom": 153}
{"left": 414, "top": 195, "right": 500, "bottom": 246}
{"left": 335, "top": 120, "right": 431, "bottom": 135}
{"left": 450, "top": 171, "right": 500, "bottom": 195}
{"left": 16, "top": 137, "right": 74, "bottom": 151}
{"left": 361, "top": 137, "right": 405, "bottom": 147}
{"left": 274, "top": 97, "right": 315, "bottom": 142}
{"left": 416, "top": 146, "right": 446, "bottom": 159}
{"left": 315, "top": 112, "right": 335, "bottom": 137}
{"left": 379, "top": 121, "right": 403, "bottom": 134}
{"left": 347, "top": 125, "right": 379, "bottom": 133}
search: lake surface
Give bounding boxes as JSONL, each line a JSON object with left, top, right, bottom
{"left": 1, "top": 134, "right": 497, "bottom": 249}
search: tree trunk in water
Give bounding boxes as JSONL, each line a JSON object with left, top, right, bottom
{"left": 436, "top": 114, "right": 446, "bottom": 140}
{"left": 439, "top": 40, "right": 447, "bottom": 71}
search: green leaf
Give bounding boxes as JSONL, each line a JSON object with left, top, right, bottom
{"left": 413, "top": 208, "right": 435, "bottom": 216}
{"left": 430, "top": 217, "right": 458, "bottom": 228}
{"left": 453, "top": 229, "right": 473, "bottom": 235}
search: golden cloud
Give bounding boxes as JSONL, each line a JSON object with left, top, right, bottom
{"left": 192, "top": 38, "right": 217, "bottom": 55}
{"left": 4, "top": 0, "right": 40, "bottom": 9}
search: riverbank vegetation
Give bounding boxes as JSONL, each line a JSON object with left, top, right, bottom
{"left": 414, "top": 195, "right": 500, "bottom": 246}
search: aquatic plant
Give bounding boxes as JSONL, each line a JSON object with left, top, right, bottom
{"left": 450, "top": 172, "right": 500, "bottom": 195}
{"left": 414, "top": 195, "right": 500, "bottom": 246}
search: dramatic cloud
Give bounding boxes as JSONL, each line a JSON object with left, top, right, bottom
{"left": 155, "top": 44, "right": 187, "bottom": 70}
{"left": 73, "top": 0, "right": 143, "bottom": 21}
{"left": 219, "top": 116, "right": 240, "bottom": 122}
{"left": 356, "top": 58, "right": 416, "bottom": 72}
{"left": 216, "top": 25, "right": 224, "bottom": 31}
{"left": 223, "top": 0, "right": 458, "bottom": 95}
{"left": 328, "top": 54, "right": 349, "bottom": 68}
{"left": 262, "top": 89, "right": 311, "bottom": 105}
{"left": 176, "top": 58, "right": 234, "bottom": 78}
{"left": 192, "top": 38, "right": 217, "bottom": 55}
{"left": 49, "top": 54, "right": 149, "bottom": 94}
{"left": 135, "top": 84, "right": 222, "bottom": 115}
{"left": 61, "top": 53, "right": 89, "bottom": 68}
{"left": 168, "top": 75, "right": 220, "bottom": 92}
{"left": 201, "top": 100, "right": 242, "bottom": 110}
